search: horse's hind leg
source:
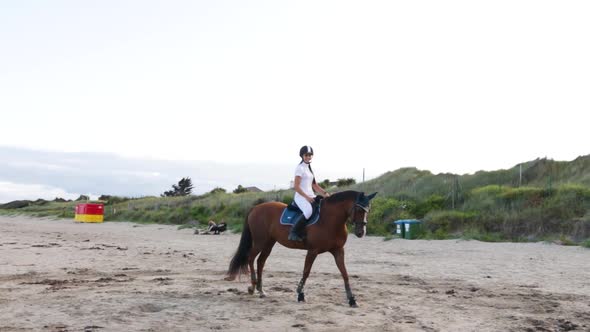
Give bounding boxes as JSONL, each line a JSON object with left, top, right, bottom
{"left": 247, "top": 248, "right": 261, "bottom": 295}
{"left": 255, "top": 241, "right": 276, "bottom": 298}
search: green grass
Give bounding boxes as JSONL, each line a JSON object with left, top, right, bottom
{"left": 558, "top": 235, "right": 578, "bottom": 246}
{"left": 420, "top": 229, "right": 452, "bottom": 240}
{"left": 461, "top": 228, "right": 506, "bottom": 242}
{"left": 3, "top": 157, "right": 590, "bottom": 242}
{"left": 581, "top": 239, "right": 590, "bottom": 248}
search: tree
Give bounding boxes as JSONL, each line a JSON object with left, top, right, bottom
{"left": 209, "top": 187, "right": 227, "bottom": 194}
{"left": 336, "top": 178, "right": 356, "bottom": 187}
{"left": 233, "top": 185, "right": 248, "bottom": 194}
{"left": 319, "top": 179, "right": 331, "bottom": 189}
{"left": 98, "top": 195, "right": 129, "bottom": 204}
{"left": 98, "top": 195, "right": 112, "bottom": 201}
{"left": 162, "top": 177, "right": 194, "bottom": 197}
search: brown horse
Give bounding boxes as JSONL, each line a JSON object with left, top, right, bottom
{"left": 226, "top": 190, "right": 377, "bottom": 307}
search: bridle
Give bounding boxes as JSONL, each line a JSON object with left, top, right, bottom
{"left": 349, "top": 201, "right": 370, "bottom": 226}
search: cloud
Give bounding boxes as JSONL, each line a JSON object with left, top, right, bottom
{"left": 0, "top": 146, "right": 294, "bottom": 203}
{"left": 0, "top": 181, "right": 80, "bottom": 203}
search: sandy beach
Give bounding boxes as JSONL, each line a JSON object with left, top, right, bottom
{"left": 0, "top": 215, "right": 589, "bottom": 332}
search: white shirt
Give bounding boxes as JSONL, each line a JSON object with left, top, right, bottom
{"left": 294, "top": 162, "right": 315, "bottom": 198}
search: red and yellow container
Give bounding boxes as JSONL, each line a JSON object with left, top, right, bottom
{"left": 75, "top": 203, "right": 104, "bottom": 223}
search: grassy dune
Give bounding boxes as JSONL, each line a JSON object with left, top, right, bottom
{"left": 2, "top": 156, "right": 590, "bottom": 245}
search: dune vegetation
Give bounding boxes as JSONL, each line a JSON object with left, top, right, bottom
{"left": 2, "top": 156, "right": 590, "bottom": 245}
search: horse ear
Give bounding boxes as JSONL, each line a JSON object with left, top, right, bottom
{"left": 367, "top": 192, "right": 378, "bottom": 200}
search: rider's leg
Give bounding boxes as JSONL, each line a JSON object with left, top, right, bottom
{"left": 288, "top": 197, "right": 313, "bottom": 241}
{"left": 288, "top": 214, "right": 308, "bottom": 241}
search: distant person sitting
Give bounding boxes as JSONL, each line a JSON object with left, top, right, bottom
{"left": 207, "top": 220, "right": 216, "bottom": 232}
{"left": 207, "top": 220, "right": 227, "bottom": 234}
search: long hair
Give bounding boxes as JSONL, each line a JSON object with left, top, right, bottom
{"left": 299, "top": 159, "right": 317, "bottom": 185}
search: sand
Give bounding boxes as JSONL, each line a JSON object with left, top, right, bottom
{"left": 0, "top": 215, "right": 589, "bottom": 332}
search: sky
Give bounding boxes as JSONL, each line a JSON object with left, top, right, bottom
{"left": 1, "top": 1, "right": 589, "bottom": 203}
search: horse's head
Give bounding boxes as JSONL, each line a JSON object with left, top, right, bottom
{"left": 350, "top": 192, "right": 378, "bottom": 238}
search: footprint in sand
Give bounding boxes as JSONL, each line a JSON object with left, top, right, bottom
{"left": 270, "top": 286, "right": 293, "bottom": 293}
{"left": 137, "top": 303, "right": 164, "bottom": 313}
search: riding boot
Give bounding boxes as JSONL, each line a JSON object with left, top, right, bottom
{"left": 288, "top": 214, "right": 308, "bottom": 241}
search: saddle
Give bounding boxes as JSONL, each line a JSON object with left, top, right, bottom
{"left": 279, "top": 197, "right": 322, "bottom": 226}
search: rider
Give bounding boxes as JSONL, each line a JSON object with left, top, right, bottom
{"left": 288, "top": 145, "right": 331, "bottom": 241}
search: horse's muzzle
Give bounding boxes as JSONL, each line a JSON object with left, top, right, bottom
{"left": 354, "top": 223, "right": 366, "bottom": 238}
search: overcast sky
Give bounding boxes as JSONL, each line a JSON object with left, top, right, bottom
{"left": 0, "top": 146, "right": 298, "bottom": 202}
{"left": 1, "top": 1, "right": 589, "bottom": 203}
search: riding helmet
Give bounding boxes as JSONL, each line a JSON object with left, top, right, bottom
{"left": 299, "top": 145, "right": 314, "bottom": 157}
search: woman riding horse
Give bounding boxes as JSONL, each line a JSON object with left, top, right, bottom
{"left": 289, "top": 145, "right": 331, "bottom": 241}
{"left": 226, "top": 189, "right": 377, "bottom": 307}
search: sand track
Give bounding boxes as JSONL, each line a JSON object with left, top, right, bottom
{"left": 1, "top": 216, "right": 589, "bottom": 331}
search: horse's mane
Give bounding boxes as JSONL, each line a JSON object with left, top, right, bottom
{"left": 324, "top": 190, "right": 358, "bottom": 204}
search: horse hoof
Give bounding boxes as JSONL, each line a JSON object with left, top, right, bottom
{"left": 297, "top": 292, "right": 305, "bottom": 302}
{"left": 247, "top": 286, "right": 254, "bottom": 295}
{"left": 349, "top": 297, "right": 358, "bottom": 307}
{"left": 259, "top": 291, "right": 267, "bottom": 298}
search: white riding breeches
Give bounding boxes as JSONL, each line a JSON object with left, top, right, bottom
{"left": 294, "top": 194, "right": 314, "bottom": 219}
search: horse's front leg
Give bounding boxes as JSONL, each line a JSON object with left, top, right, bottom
{"left": 296, "top": 250, "right": 318, "bottom": 302}
{"left": 330, "top": 247, "right": 357, "bottom": 307}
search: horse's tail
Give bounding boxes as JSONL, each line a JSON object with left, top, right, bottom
{"left": 226, "top": 213, "right": 252, "bottom": 281}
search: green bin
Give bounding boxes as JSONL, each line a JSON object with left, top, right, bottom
{"left": 393, "top": 220, "right": 405, "bottom": 238}
{"left": 403, "top": 220, "right": 422, "bottom": 239}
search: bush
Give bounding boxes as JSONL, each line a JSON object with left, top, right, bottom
{"left": 570, "top": 216, "right": 590, "bottom": 240}
{"left": 99, "top": 195, "right": 131, "bottom": 205}
{"left": 464, "top": 185, "right": 505, "bottom": 212}
{"left": 421, "top": 228, "right": 451, "bottom": 240}
{"left": 190, "top": 205, "right": 211, "bottom": 222}
{"left": 369, "top": 197, "right": 402, "bottom": 221}
{"left": 149, "top": 210, "right": 172, "bottom": 224}
{"left": 280, "top": 194, "right": 294, "bottom": 205}
{"left": 500, "top": 187, "right": 545, "bottom": 209}
{"left": 233, "top": 185, "right": 248, "bottom": 194}
{"left": 209, "top": 187, "right": 227, "bottom": 194}
{"left": 410, "top": 195, "right": 445, "bottom": 218}
{"left": 423, "top": 210, "right": 476, "bottom": 234}
{"left": 367, "top": 197, "right": 403, "bottom": 235}
{"left": 558, "top": 235, "right": 577, "bottom": 246}
{"left": 253, "top": 198, "right": 267, "bottom": 206}
{"left": 462, "top": 227, "right": 505, "bottom": 242}
{"left": 230, "top": 220, "right": 245, "bottom": 233}
{"left": 336, "top": 178, "right": 356, "bottom": 187}
{"left": 366, "top": 219, "right": 390, "bottom": 236}
{"left": 544, "top": 184, "right": 590, "bottom": 219}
